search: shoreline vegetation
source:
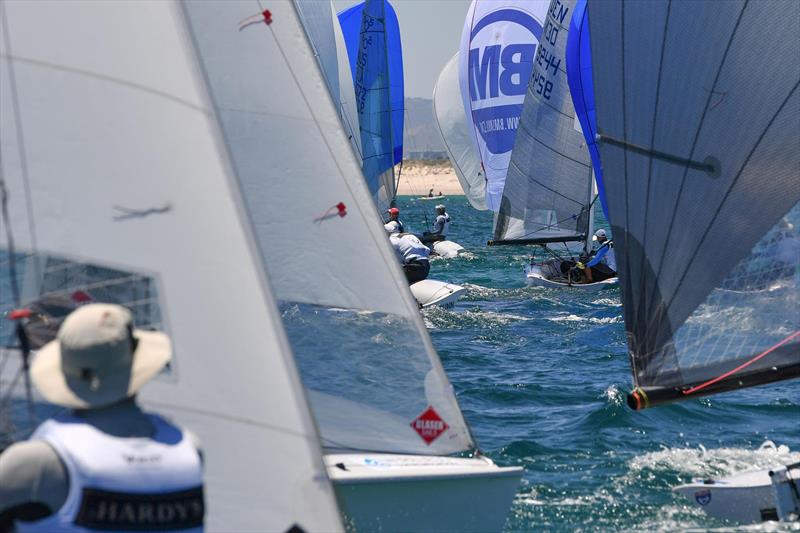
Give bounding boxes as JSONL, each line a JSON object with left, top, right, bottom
{"left": 396, "top": 159, "right": 465, "bottom": 196}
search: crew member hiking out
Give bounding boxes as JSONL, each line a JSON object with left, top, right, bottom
{"left": 0, "top": 304, "right": 205, "bottom": 532}
{"left": 384, "top": 207, "right": 404, "bottom": 234}
{"left": 389, "top": 231, "right": 431, "bottom": 284}
{"left": 578, "top": 229, "right": 617, "bottom": 283}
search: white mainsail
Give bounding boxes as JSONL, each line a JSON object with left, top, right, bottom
{"left": 0, "top": 1, "right": 341, "bottom": 530}
{"left": 433, "top": 52, "right": 487, "bottom": 211}
{"left": 181, "top": 1, "right": 475, "bottom": 455}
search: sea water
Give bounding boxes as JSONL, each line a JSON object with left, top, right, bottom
{"left": 398, "top": 194, "right": 800, "bottom": 531}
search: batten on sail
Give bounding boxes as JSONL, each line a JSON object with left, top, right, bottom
{"left": 588, "top": 0, "right": 800, "bottom": 408}
{"left": 0, "top": 1, "right": 342, "bottom": 529}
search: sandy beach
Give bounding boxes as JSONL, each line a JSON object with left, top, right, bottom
{"left": 396, "top": 160, "right": 465, "bottom": 196}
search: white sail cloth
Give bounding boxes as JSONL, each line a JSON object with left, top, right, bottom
{"left": 459, "top": 0, "right": 550, "bottom": 212}
{"left": 433, "top": 52, "right": 487, "bottom": 211}
{"left": 0, "top": 0, "right": 341, "bottom": 530}
{"left": 183, "top": 2, "right": 475, "bottom": 455}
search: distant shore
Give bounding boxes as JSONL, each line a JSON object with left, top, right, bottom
{"left": 396, "top": 159, "right": 465, "bottom": 196}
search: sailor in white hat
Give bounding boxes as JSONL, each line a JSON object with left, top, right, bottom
{"left": 431, "top": 204, "right": 451, "bottom": 237}
{"left": 0, "top": 304, "right": 204, "bottom": 531}
{"left": 577, "top": 228, "right": 617, "bottom": 283}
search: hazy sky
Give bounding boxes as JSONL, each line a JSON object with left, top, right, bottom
{"left": 333, "top": 0, "right": 472, "bottom": 99}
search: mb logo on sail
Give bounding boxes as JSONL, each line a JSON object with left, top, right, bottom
{"left": 466, "top": 7, "right": 543, "bottom": 155}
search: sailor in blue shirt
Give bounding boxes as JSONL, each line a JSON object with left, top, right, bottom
{"left": 578, "top": 229, "right": 617, "bottom": 283}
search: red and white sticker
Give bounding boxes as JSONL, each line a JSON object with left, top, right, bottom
{"left": 410, "top": 406, "right": 449, "bottom": 445}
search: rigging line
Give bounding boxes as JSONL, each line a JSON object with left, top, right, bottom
{"left": 255, "top": 3, "right": 418, "bottom": 311}
{"left": 0, "top": 3, "right": 38, "bottom": 284}
{"left": 681, "top": 331, "right": 800, "bottom": 396}
{"left": 637, "top": 0, "right": 672, "bottom": 365}
{"left": 501, "top": 209, "right": 589, "bottom": 242}
{"left": 642, "top": 0, "right": 749, "bottom": 336}
{"left": 617, "top": 1, "right": 640, "bottom": 381}
{"left": 662, "top": 79, "right": 800, "bottom": 321}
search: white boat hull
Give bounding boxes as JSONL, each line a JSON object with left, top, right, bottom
{"left": 432, "top": 240, "right": 464, "bottom": 258}
{"left": 525, "top": 265, "right": 617, "bottom": 291}
{"left": 410, "top": 279, "right": 467, "bottom": 309}
{"left": 327, "top": 453, "right": 522, "bottom": 532}
{"left": 418, "top": 195, "right": 446, "bottom": 201}
{"left": 673, "top": 468, "right": 779, "bottom": 523}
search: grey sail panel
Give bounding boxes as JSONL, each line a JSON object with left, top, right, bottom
{"left": 495, "top": 0, "right": 593, "bottom": 243}
{"left": 588, "top": 0, "right": 800, "bottom": 407}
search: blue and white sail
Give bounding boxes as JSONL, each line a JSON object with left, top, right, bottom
{"left": 459, "top": 0, "right": 550, "bottom": 212}
{"left": 338, "top": 0, "right": 404, "bottom": 212}
{"left": 565, "top": 0, "right": 608, "bottom": 220}
{"left": 491, "top": 0, "right": 594, "bottom": 249}
{"left": 588, "top": 0, "right": 800, "bottom": 408}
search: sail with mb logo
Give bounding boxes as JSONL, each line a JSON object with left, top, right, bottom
{"left": 459, "top": 0, "right": 549, "bottom": 211}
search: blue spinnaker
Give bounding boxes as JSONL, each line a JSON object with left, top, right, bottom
{"left": 338, "top": 0, "right": 404, "bottom": 204}
{"left": 566, "top": 0, "right": 608, "bottom": 221}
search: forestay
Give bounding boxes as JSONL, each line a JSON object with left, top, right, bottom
{"left": 433, "top": 52, "right": 487, "bottom": 211}
{"left": 588, "top": 0, "right": 800, "bottom": 408}
{"left": 0, "top": 1, "right": 341, "bottom": 530}
{"left": 459, "top": 0, "right": 550, "bottom": 212}
{"left": 183, "top": 2, "right": 475, "bottom": 455}
{"left": 338, "top": 0, "right": 404, "bottom": 212}
{"left": 565, "top": 0, "right": 608, "bottom": 220}
{"left": 493, "top": 0, "right": 594, "bottom": 246}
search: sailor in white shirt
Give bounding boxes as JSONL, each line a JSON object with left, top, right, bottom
{"left": 431, "top": 204, "right": 451, "bottom": 236}
{"left": 389, "top": 232, "right": 431, "bottom": 284}
{"left": 0, "top": 304, "right": 204, "bottom": 532}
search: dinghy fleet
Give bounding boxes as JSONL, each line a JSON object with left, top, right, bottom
{"left": 0, "top": 0, "right": 797, "bottom": 530}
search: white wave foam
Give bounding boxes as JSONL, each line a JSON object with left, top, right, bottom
{"left": 547, "top": 314, "right": 622, "bottom": 324}
{"left": 627, "top": 440, "right": 800, "bottom": 481}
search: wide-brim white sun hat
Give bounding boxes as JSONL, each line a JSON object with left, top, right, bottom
{"left": 31, "top": 303, "right": 171, "bottom": 409}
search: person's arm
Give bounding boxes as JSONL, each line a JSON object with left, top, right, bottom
{"left": 586, "top": 245, "right": 608, "bottom": 267}
{"left": 0, "top": 440, "right": 69, "bottom": 528}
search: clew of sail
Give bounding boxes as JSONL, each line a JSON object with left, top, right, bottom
{"left": 183, "top": 1, "right": 475, "bottom": 456}
{"left": 588, "top": 0, "right": 800, "bottom": 408}
{"left": 565, "top": 0, "right": 608, "bottom": 221}
{"left": 0, "top": 0, "right": 343, "bottom": 529}
{"left": 491, "top": 0, "right": 594, "bottom": 249}
{"left": 459, "top": 0, "right": 550, "bottom": 212}
{"left": 338, "top": 0, "right": 404, "bottom": 212}
{"left": 433, "top": 52, "right": 487, "bottom": 211}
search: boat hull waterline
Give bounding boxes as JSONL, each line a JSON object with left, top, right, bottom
{"left": 410, "top": 279, "right": 467, "bottom": 309}
{"left": 525, "top": 265, "right": 618, "bottom": 291}
{"left": 327, "top": 453, "right": 522, "bottom": 532}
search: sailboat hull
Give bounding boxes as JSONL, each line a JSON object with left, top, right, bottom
{"left": 432, "top": 240, "right": 465, "bottom": 259}
{"left": 673, "top": 469, "right": 778, "bottom": 524}
{"left": 327, "top": 453, "right": 522, "bottom": 532}
{"left": 410, "top": 279, "right": 467, "bottom": 309}
{"left": 525, "top": 265, "right": 617, "bottom": 291}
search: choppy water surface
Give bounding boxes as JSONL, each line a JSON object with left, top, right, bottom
{"left": 398, "top": 195, "right": 800, "bottom": 532}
